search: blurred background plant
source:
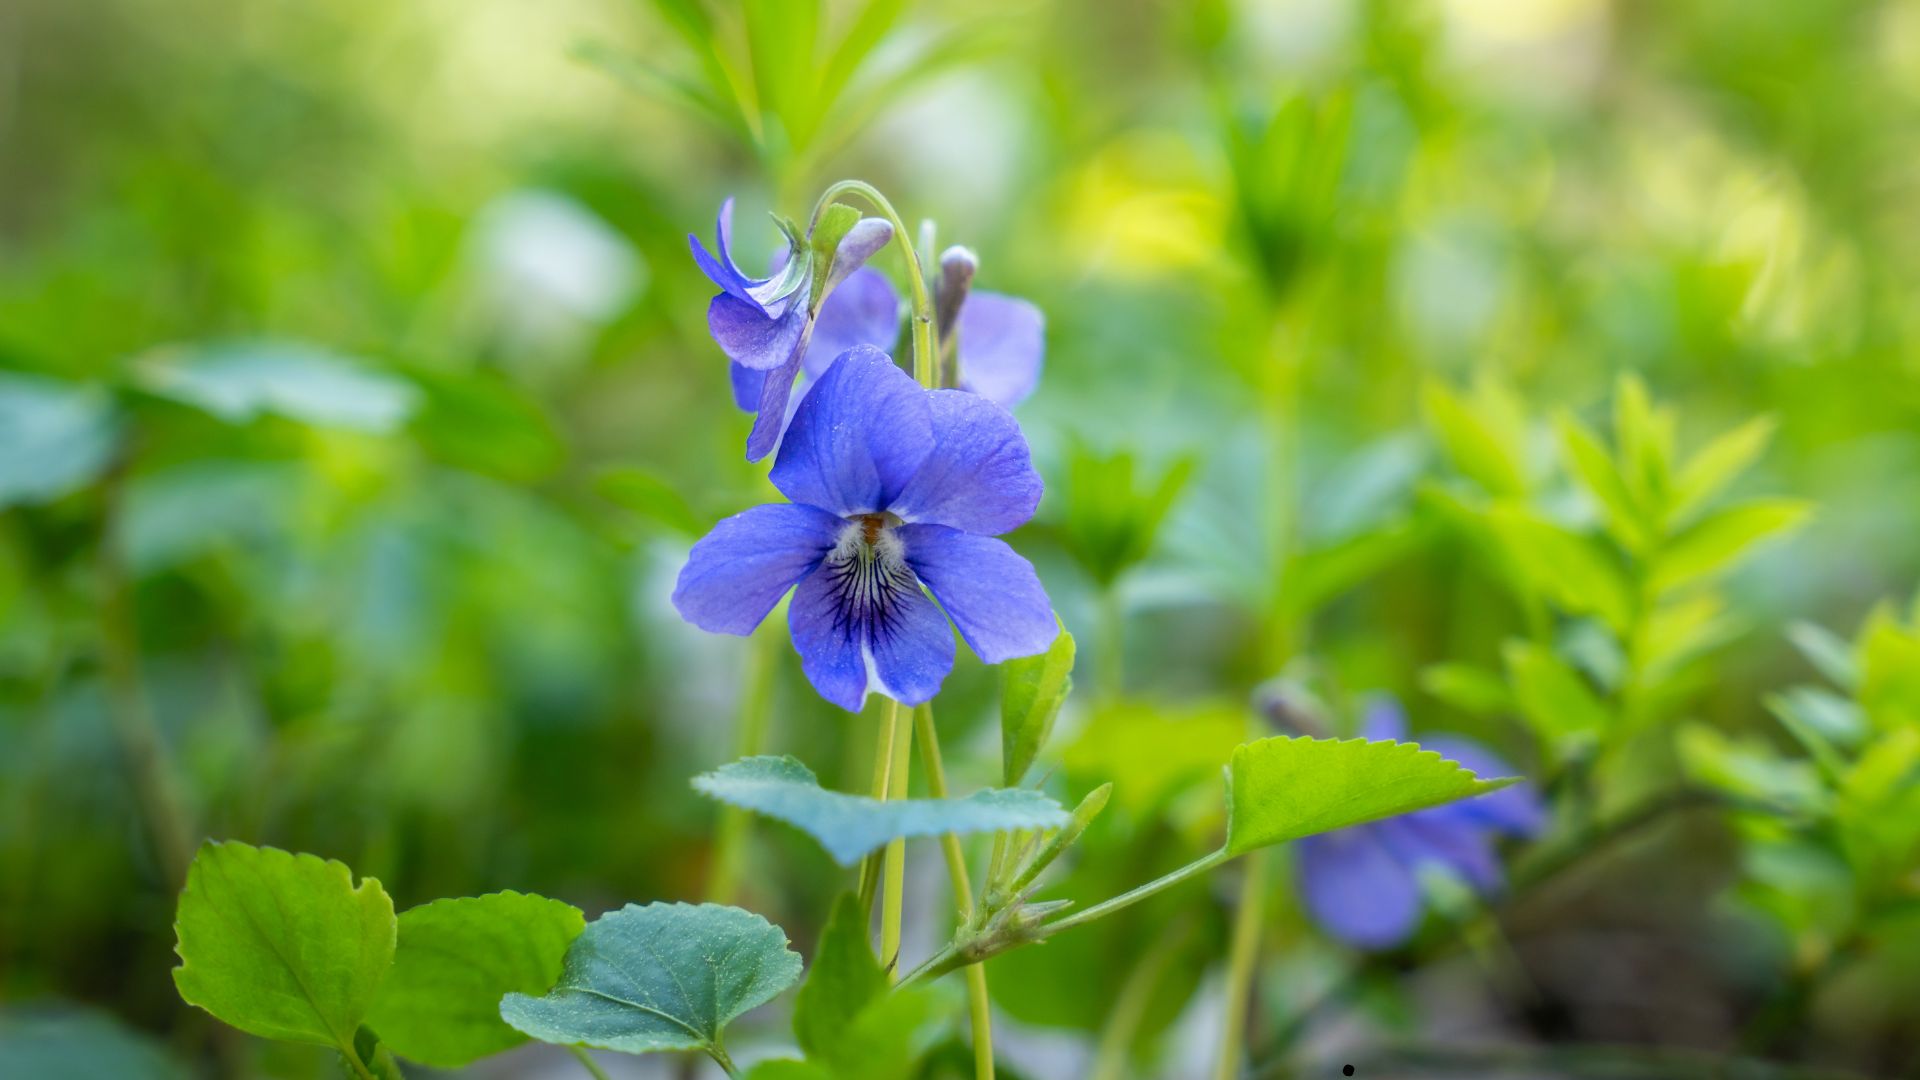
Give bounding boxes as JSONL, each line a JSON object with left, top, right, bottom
{"left": 5, "top": 0, "right": 1920, "bottom": 1076}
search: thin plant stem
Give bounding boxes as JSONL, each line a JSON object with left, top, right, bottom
{"left": 915, "top": 704, "right": 995, "bottom": 1080}
{"left": 708, "top": 1040, "right": 741, "bottom": 1079}
{"left": 1213, "top": 851, "right": 1270, "bottom": 1080}
{"left": 880, "top": 698, "right": 914, "bottom": 976}
{"left": 1040, "top": 847, "right": 1230, "bottom": 940}
{"left": 567, "top": 1046, "right": 611, "bottom": 1080}
{"left": 335, "top": 1041, "right": 377, "bottom": 1080}
{"left": 99, "top": 465, "right": 194, "bottom": 886}
{"left": 707, "top": 626, "right": 778, "bottom": 903}
{"left": 858, "top": 700, "right": 896, "bottom": 911}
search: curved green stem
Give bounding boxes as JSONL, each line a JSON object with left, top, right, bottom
{"left": 567, "top": 1045, "right": 611, "bottom": 1080}
{"left": 810, "top": 180, "right": 937, "bottom": 386}
{"left": 916, "top": 704, "right": 995, "bottom": 1079}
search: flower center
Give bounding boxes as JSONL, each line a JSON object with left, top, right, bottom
{"left": 822, "top": 514, "right": 911, "bottom": 645}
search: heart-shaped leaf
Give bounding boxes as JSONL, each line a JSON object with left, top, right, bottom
{"left": 693, "top": 756, "right": 1070, "bottom": 865}
{"left": 172, "top": 842, "right": 396, "bottom": 1050}
{"left": 366, "top": 891, "right": 585, "bottom": 1068}
{"left": 1224, "top": 737, "right": 1517, "bottom": 856}
{"left": 500, "top": 903, "right": 801, "bottom": 1062}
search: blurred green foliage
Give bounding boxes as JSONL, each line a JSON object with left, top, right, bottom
{"left": 7, "top": 0, "right": 1920, "bottom": 1076}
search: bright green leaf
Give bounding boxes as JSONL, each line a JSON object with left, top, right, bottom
{"left": 0, "top": 374, "right": 118, "bottom": 508}
{"left": 366, "top": 891, "right": 585, "bottom": 1068}
{"left": 1485, "top": 505, "right": 1631, "bottom": 630}
{"left": 1280, "top": 521, "right": 1423, "bottom": 619}
{"left": 692, "top": 756, "right": 1069, "bottom": 865}
{"left": 1223, "top": 736, "right": 1516, "bottom": 856}
{"left": 500, "top": 902, "right": 801, "bottom": 1059}
{"left": 1422, "top": 378, "right": 1528, "bottom": 497}
{"left": 1062, "top": 703, "right": 1247, "bottom": 814}
{"left": 1000, "top": 624, "right": 1075, "bottom": 785}
{"left": 1672, "top": 415, "right": 1776, "bottom": 522}
{"left": 1650, "top": 498, "right": 1809, "bottom": 593}
{"left": 1420, "top": 662, "right": 1513, "bottom": 716}
{"left": 1556, "top": 411, "right": 1651, "bottom": 553}
{"left": 1503, "top": 641, "right": 1610, "bottom": 744}
{"left": 136, "top": 341, "right": 421, "bottom": 433}
{"left": 172, "top": 841, "right": 396, "bottom": 1050}
{"left": 1612, "top": 372, "right": 1674, "bottom": 514}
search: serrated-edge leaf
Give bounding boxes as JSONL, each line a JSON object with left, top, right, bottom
{"left": 693, "top": 756, "right": 1070, "bottom": 865}
{"left": 500, "top": 902, "right": 801, "bottom": 1057}
{"left": 172, "top": 841, "right": 395, "bottom": 1049}
{"left": 366, "top": 890, "right": 586, "bottom": 1068}
{"left": 1223, "top": 736, "right": 1517, "bottom": 856}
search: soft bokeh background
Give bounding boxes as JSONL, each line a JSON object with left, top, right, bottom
{"left": 5, "top": 0, "right": 1920, "bottom": 1076}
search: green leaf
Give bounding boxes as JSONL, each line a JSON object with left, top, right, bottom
{"left": 0, "top": 1008, "right": 190, "bottom": 1080}
{"left": 1280, "top": 521, "right": 1423, "bottom": 619}
{"left": 0, "top": 374, "right": 119, "bottom": 508}
{"left": 1223, "top": 736, "right": 1516, "bottom": 856}
{"left": 1422, "top": 378, "right": 1528, "bottom": 497}
{"left": 793, "top": 895, "right": 886, "bottom": 1059}
{"left": 692, "top": 756, "right": 1069, "bottom": 865}
{"left": 1788, "top": 621, "right": 1858, "bottom": 691}
{"left": 1649, "top": 498, "right": 1809, "bottom": 593}
{"left": 787, "top": 893, "right": 948, "bottom": 1079}
{"left": 1420, "top": 662, "right": 1513, "bottom": 716}
{"left": 172, "top": 841, "right": 396, "bottom": 1049}
{"left": 1503, "top": 641, "right": 1610, "bottom": 744}
{"left": 1671, "top": 415, "right": 1776, "bottom": 522}
{"left": 1062, "top": 703, "right": 1247, "bottom": 813}
{"left": 1556, "top": 411, "right": 1651, "bottom": 553}
{"left": 594, "top": 465, "right": 705, "bottom": 538}
{"left": 500, "top": 902, "right": 801, "bottom": 1059}
{"left": 136, "top": 341, "right": 421, "bottom": 433}
{"left": 1611, "top": 372, "right": 1674, "bottom": 514}
{"left": 351, "top": 1027, "right": 407, "bottom": 1080}
{"left": 1000, "top": 623, "right": 1075, "bottom": 785}
{"left": 366, "top": 891, "right": 585, "bottom": 1068}
{"left": 1485, "top": 505, "right": 1631, "bottom": 630}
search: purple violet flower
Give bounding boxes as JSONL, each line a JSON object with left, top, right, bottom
{"left": 672, "top": 345, "right": 1058, "bottom": 710}
{"left": 691, "top": 198, "right": 893, "bottom": 461}
{"left": 1295, "top": 697, "right": 1545, "bottom": 949}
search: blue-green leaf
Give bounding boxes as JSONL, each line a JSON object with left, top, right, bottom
{"left": 0, "top": 374, "right": 118, "bottom": 508}
{"left": 0, "top": 1008, "right": 190, "bottom": 1080}
{"left": 500, "top": 903, "right": 800, "bottom": 1059}
{"left": 136, "top": 341, "right": 420, "bottom": 433}
{"left": 692, "top": 756, "right": 1069, "bottom": 865}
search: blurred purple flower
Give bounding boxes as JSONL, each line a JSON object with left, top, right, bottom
{"left": 673, "top": 346, "right": 1057, "bottom": 710}
{"left": 690, "top": 198, "right": 892, "bottom": 461}
{"left": 1295, "top": 697, "right": 1545, "bottom": 949}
